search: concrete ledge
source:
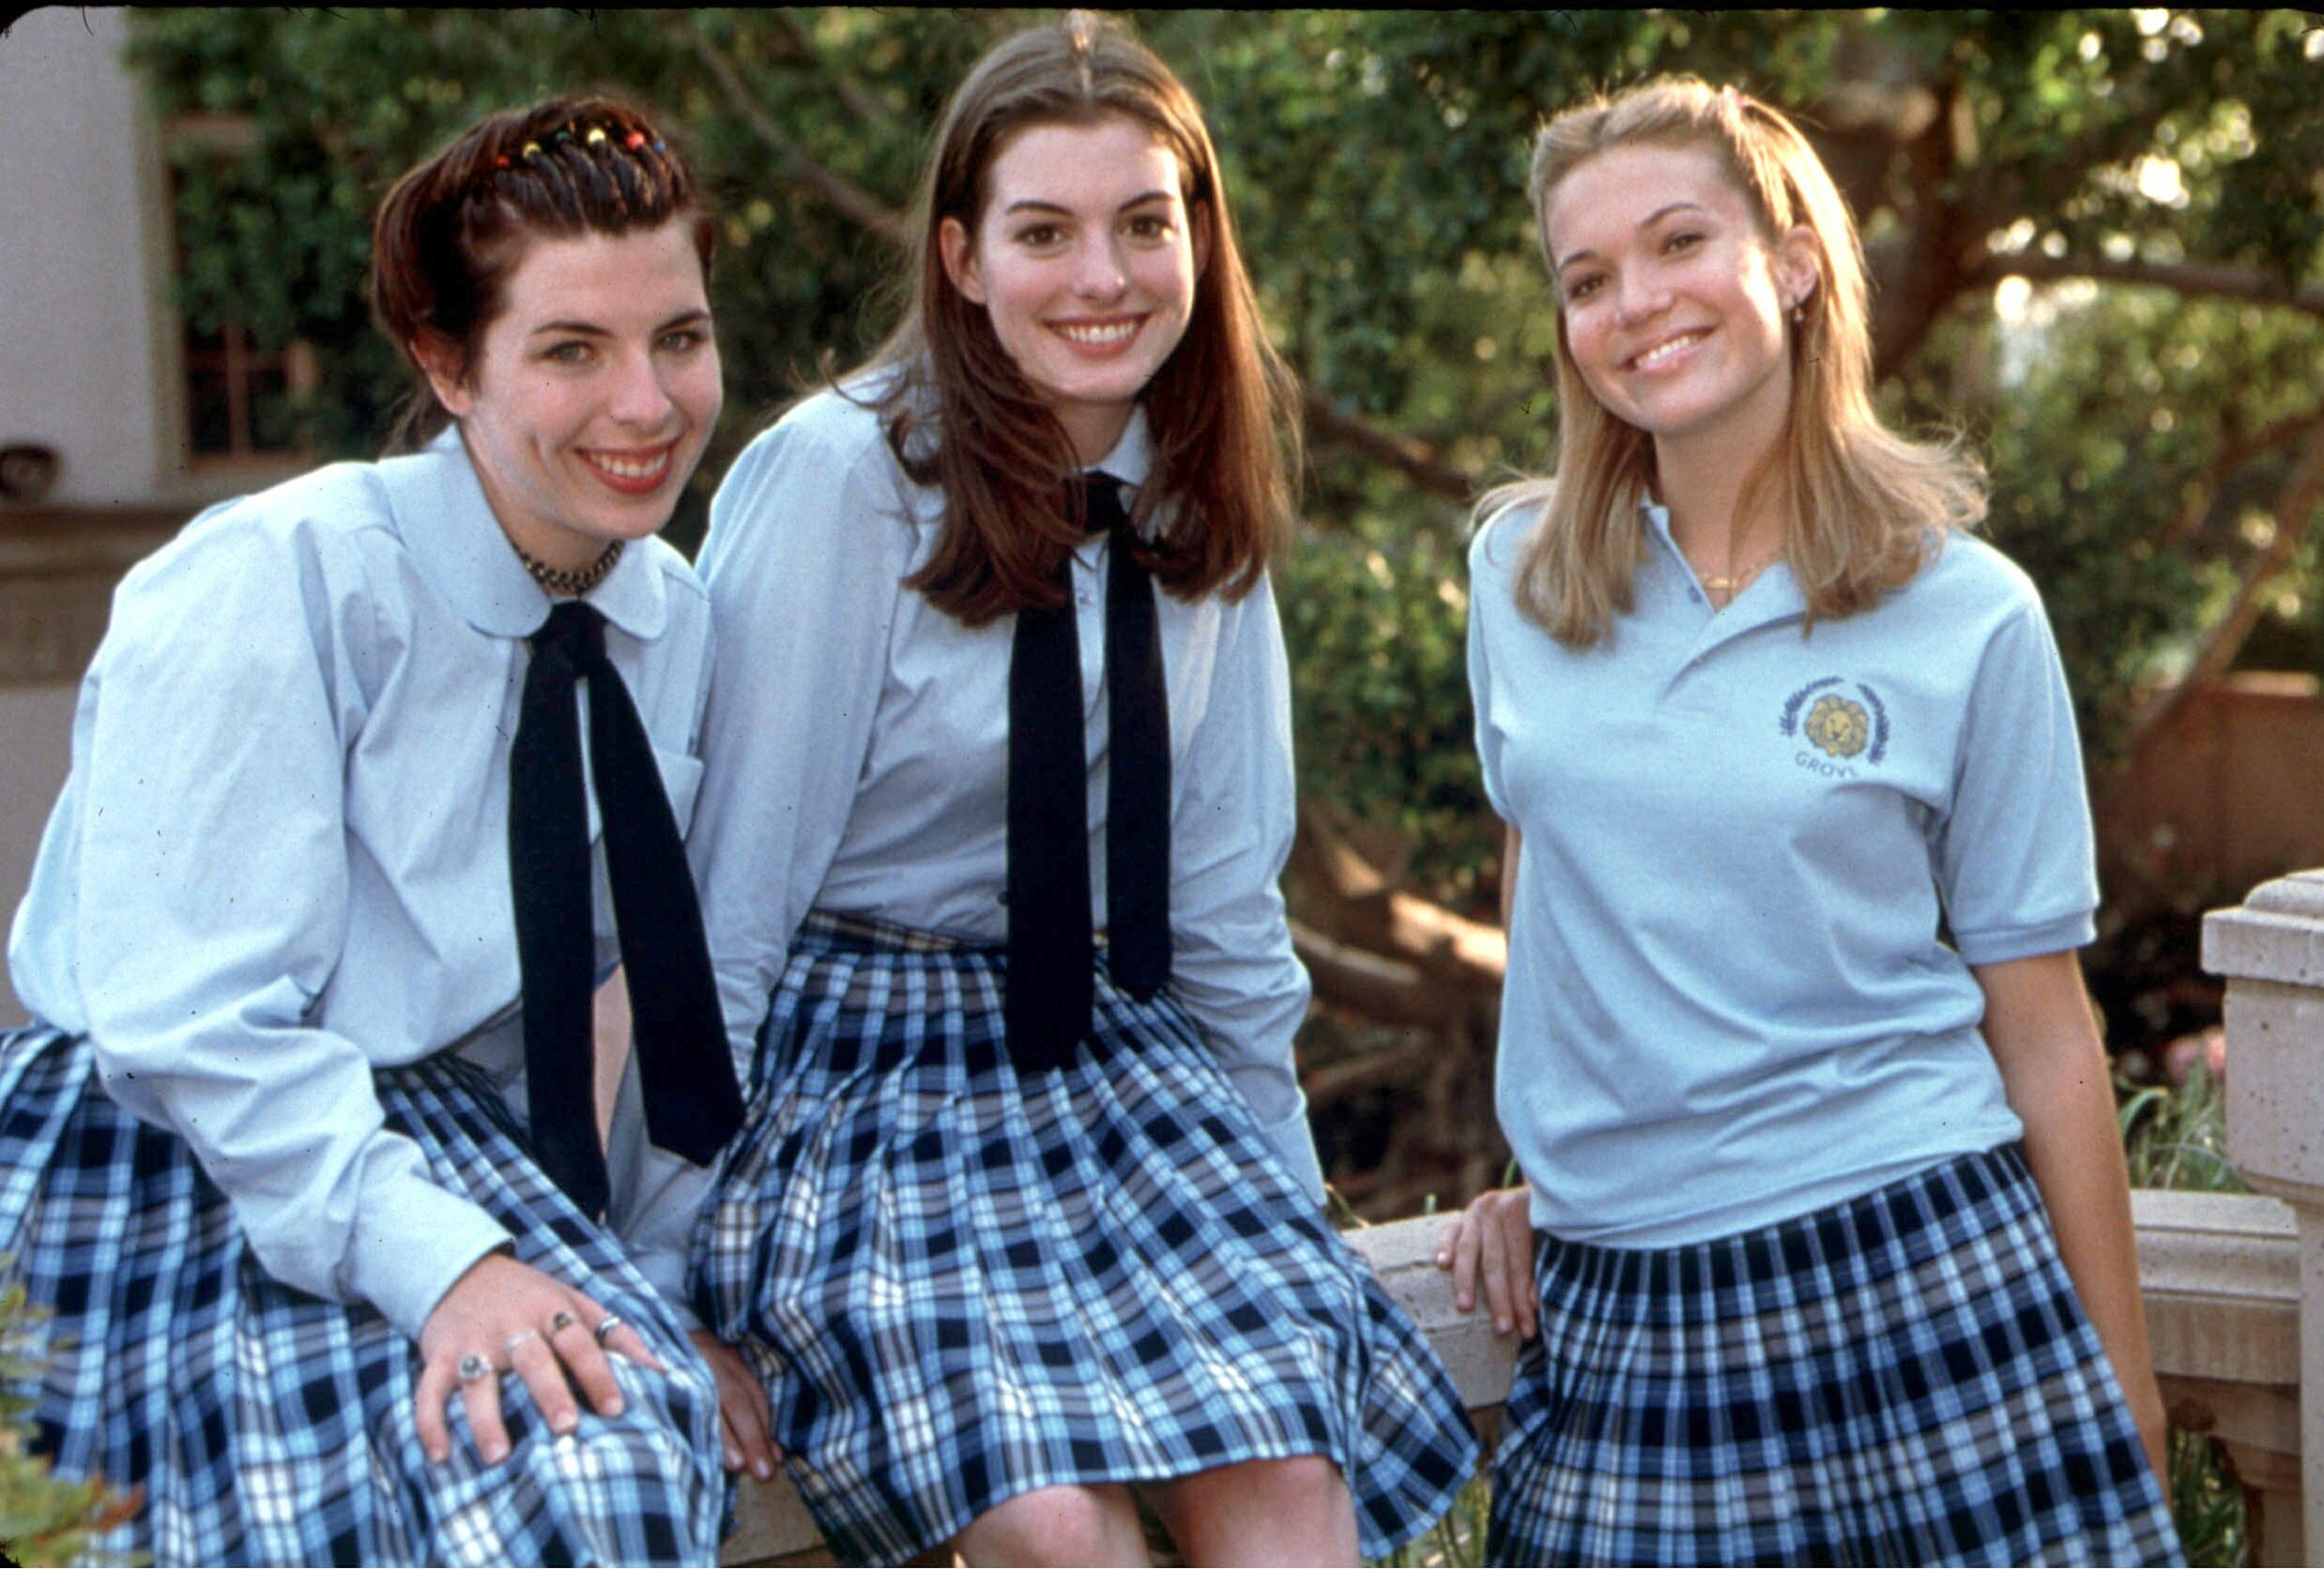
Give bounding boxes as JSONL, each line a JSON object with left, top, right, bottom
{"left": 720, "top": 1194, "right": 2302, "bottom": 1564}
{"left": 2205, "top": 870, "right": 2324, "bottom": 990}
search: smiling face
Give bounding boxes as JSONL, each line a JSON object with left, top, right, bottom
{"left": 1543, "top": 140, "right": 1817, "bottom": 472}
{"left": 423, "top": 221, "right": 721, "bottom": 574}
{"left": 939, "top": 114, "right": 1210, "bottom": 464}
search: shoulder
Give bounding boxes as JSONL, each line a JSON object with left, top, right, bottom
{"left": 121, "top": 459, "right": 393, "bottom": 612}
{"left": 1467, "top": 487, "right": 1547, "bottom": 590}
{"left": 736, "top": 377, "right": 916, "bottom": 485}
{"left": 633, "top": 531, "right": 711, "bottom": 625}
{"left": 1894, "top": 527, "right": 2048, "bottom": 631}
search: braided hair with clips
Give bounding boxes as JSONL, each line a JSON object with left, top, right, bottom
{"left": 369, "top": 95, "right": 718, "bottom": 453}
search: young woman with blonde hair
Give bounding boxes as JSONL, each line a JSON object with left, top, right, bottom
{"left": 1442, "top": 75, "right": 2182, "bottom": 1565}
{"left": 687, "top": 12, "right": 1475, "bottom": 1566}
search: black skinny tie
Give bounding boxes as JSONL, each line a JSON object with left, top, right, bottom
{"left": 1005, "top": 474, "right": 1172, "bottom": 1073}
{"left": 509, "top": 602, "right": 744, "bottom": 1215}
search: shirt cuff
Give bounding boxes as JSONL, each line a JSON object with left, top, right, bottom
{"left": 349, "top": 1184, "right": 516, "bottom": 1341}
{"left": 1953, "top": 909, "right": 2097, "bottom": 966}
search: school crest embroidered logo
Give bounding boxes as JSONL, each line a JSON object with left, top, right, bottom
{"left": 1803, "top": 694, "right": 1869, "bottom": 758}
{"left": 1779, "top": 676, "right": 1889, "bottom": 775}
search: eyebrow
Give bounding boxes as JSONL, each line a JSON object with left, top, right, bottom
{"left": 1001, "top": 190, "right": 1176, "bottom": 218}
{"left": 1552, "top": 200, "right": 1706, "bottom": 274}
{"left": 527, "top": 308, "right": 712, "bottom": 339}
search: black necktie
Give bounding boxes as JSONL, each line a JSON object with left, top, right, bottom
{"left": 1004, "top": 473, "right": 1172, "bottom": 1073}
{"left": 509, "top": 602, "right": 744, "bottom": 1215}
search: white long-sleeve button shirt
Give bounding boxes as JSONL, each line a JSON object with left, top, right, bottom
{"left": 688, "top": 387, "right": 1323, "bottom": 1198}
{"left": 7, "top": 429, "right": 718, "bottom": 1339}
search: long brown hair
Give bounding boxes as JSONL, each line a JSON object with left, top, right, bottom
{"left": 859, "top": 10, "right": 1300, "bottom": 626}
{"left": 1480, "top": 76, "right": 1985, "bottom": 646}
{"left": 369, "top": 95, "right": 716, "bottom": 453}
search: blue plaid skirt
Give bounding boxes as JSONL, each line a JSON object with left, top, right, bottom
{"left": 0, "top": 1024, "right": 727, "bottom": 1566}
{"left": 693, "top": 912, "right": 1480, "bottom": 1565}
{"left": 1489, "top": 1142, "right": 2182, "bottom": 1567}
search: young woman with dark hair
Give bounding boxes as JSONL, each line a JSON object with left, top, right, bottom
{"left": 686, "top": 12, "right": 1476, "bottom": 1566}
{"left": 1442, "top": 76, "right": 2180, "bottom": 1566}
{"left": 0, "top": 94, "right": 768, "bottom": 1562}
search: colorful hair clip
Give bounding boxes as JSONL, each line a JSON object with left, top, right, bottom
{"left": 494, "top": 154, "right": 512, "bottom": 170}
{"left": 624, "top": 130, "right": 647, "bottom": 151}
{"left": 586, "top": 126, "right": 608, "bottom": 147}
{"left": 651, "top": 138, "right": 666, "bottom": 153}
{"left": 553, "top": 127, "right": 574, "bottom": 144}
{"left": 521, "top": 140, "right": 543, "bottom": 160}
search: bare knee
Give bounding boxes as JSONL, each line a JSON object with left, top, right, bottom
{"left": 1153, "top": 1456, "right": 1356, "bottom": 1566}
{"left": 956, "top": 1483, "right": 1148, "bottom": 1568}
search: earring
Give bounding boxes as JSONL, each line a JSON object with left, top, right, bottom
{"left": 1792, "top": 300, "right": 1807, "bottom": 327}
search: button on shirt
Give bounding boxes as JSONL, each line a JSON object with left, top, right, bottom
{"left": 688, "top": 386, "right": 1323, "bottom": 1199}
{"left": 1467, "top": 501, "right": 2097, "bottom": 1244}
{"left": 7, "top": 430, "right": 718, "bottom": 1338}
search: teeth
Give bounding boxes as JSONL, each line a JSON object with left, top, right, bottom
{"left": 1633, "top": 330, "right": 1707, "bottom": 371}
{"left": 589, "top": 450, "right": 670, "bottom": 480}
{"left": 1058, "top": 320, "right": 1138, "bottom": 345}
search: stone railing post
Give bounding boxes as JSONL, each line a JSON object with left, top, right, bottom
{"left": 2205, "top": 867, "right": 2324, "bottom": 1566}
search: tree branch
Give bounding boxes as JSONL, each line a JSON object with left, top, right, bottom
{"left": 1298, "top": 389, "right": 1475, "bottom": 501}
{"left": 675, "top": 19, "right": 910, "bottom": 246}
{"left": 1965, "top": 252, "right": 2324, "bottom": 319}
{"left": 2160, "top": 400, "right": 2324, "bottom": 550}
{"left": 2124, "top": 419, "right": 2324, "bottom": 751}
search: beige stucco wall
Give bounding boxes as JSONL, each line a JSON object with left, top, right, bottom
{"left": 0, "top": 7, "right": 180, "bottom": 509}
{"left": 0, "top": 683, "right": 77, "bottom": 1027}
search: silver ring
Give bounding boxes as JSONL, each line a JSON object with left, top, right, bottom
{"left": 456, "top": 1352, "right": 492, "bottom": 1385}
{"left": 503, "top": 1328, "right": 542, "bottom": 1357}
{"left": 592, "top": 1312, "right": 625, "bottom": 1347}
{"left": 547, "top": 1309, "right": 578, "bottom": 1336}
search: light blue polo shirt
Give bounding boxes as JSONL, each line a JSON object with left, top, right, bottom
{"left": 1467, "top": 500, "right": 2097, "bottom": 1245}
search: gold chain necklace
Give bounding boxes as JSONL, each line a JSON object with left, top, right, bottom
{"left": 512, "top": 537, "right": 625, "bottom": 597}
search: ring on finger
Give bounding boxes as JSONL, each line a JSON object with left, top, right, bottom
{"left": 504, "top": 1328, "right": 543, "bottom": 1357}
{"left": 547, "top": 1308, "right": 578, "bottom": 1337}
{"left": 592, "top": 1312, "right": 625, "bottom": 1347}
{"left": 456, "top": 1352, "right": 493, "bottom": 1385}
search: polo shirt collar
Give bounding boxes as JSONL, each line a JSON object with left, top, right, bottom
{"left": 1639, "top": 497, "right": 1807, "bottom": 647}
{"left": 382, "top": 427, "right": 668, "bottom": 642}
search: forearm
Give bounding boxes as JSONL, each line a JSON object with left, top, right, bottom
{"left": 1979, "top": 954, "right": 2167, "bottom": 1483}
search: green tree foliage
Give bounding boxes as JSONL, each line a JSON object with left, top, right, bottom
{"left": 121, "top": 8, "right": 2324, "bottom": 914}
{"left": 0, "top": 1272, "right": 139, "bottom": 1565}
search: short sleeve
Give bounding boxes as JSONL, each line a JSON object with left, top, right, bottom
{"left": 1466, "top": 511, "right": 1516, "bottom": 821}
{"left": 1934, "top": 589, "right": 2099, "bottom": 964}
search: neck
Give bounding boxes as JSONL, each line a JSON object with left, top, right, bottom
{"left": 1057, "top": 403, "right": 1134, "bottom": 470}
{"left": 1654, "top": 421, "right": 1786, "bottom": 569}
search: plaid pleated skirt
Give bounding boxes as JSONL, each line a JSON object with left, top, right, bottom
{"left": 1488, "top": 1142, "right": 2182, "bottom": 1567}
{"left": 0, "top": 1025, "right": 727, "bottom": 1567}
{"left": 693, "top": 911, "right": 1480, "bottom": 1565}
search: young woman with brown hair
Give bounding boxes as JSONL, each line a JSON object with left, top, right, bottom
{"left": 1442, "top": 75, "right": 2181, "bottom": 1566}
{"left": 686, "top": 12, "right": 1476, "bottom": 1566}
{"left": 0, "top": 94, "right": 765, "bottom": 1562}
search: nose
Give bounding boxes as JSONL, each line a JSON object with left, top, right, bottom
{"left": 1070, "top": 231, "right": 1128, "bottom": 301}
{"left": 608, "top": 344, "right": 677, "bottom": 429}
{"left": 1613, "top": 268, "right": 1670, "bottom": 327}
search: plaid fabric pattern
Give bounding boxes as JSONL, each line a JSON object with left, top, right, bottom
{"left": 1488, "top": 1142, "right": 2183, "bottom": 1567}
{"left": 0, "top": 1025, "right": 726, "bottom": 1567}
{"left": 695, "top": 911, "right": 1479, "bottom": 1565}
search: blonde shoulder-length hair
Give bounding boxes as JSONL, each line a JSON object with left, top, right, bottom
{"left": 1479, "top": 76, "right": 1986, "bottom": 647}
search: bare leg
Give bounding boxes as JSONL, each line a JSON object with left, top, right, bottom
{"left": 952, "top": 1483, "right": 1151, "bottom": 1568}
{"left": 1148, "top": 1456, "right": 1358, "bottom": 1567}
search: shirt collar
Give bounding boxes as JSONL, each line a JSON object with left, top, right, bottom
{"left": 1637, "top": 495, "right": 1807, "bottom": 634}
{"left": 1080, "top": 405, "right": 1154, "bottom": 490}
{"left": 380, "top": 427, "right": 668, "bottom": 641}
